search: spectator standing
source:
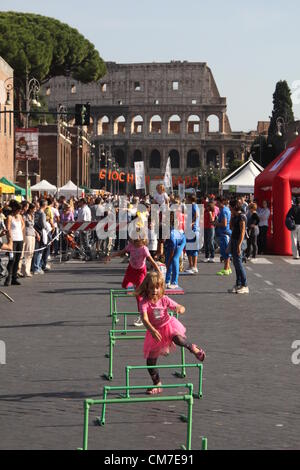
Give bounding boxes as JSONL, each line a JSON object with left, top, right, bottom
{"left": 228, "top": 200, "right": 249, "bottom": 294}
{"left": 203, "top": 201, "right": 216, "bottom": 263}
{"left": 215, "top": 198, "right": 232, "bottom": 276}
{"left": 77, "top": 198, "right": 92, "bottom": 260}
{"left": 4, "top": 201, "right": 25, "bottom": 286}
{"left": 33, "top": 200, "right": 48, "bottom": 274}
{"left": 245, "top": 203, "right": 260, "bottom": 259}
{"left": 286, "top": 197, "right": 300, "bottom": 259}
{"left": 23, "top": 203, "right": 38, "bottom": 277}
{"left": 185, "top": 194, "right": 200, "bottom": 274}
{"left": 257, "top": 200, "right": 270, "bottom": 255}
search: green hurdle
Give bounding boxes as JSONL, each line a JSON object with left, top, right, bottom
{"left": 106, "top": 329, "right": 186, "bottom": 381}
{"left": 125, "top": 363, "right": 203, "bottom": 399}
{"left": 98, "top": 383, "right": 194, "bottom": 426}
{"left": 79, "top": 394, "right": 195, "bottom": 451}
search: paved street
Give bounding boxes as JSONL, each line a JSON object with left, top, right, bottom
{"left": 0, "top": 256, "right": 300, "bottom": 450}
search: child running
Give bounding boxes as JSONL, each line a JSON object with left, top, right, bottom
{"left": 136, "top": 272, "right": 206, "bottom": 394}
{"left": 106, "top": 236, "right": 160, "bottom": 326}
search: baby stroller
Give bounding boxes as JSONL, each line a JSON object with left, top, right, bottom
{"left": 62, "top": 232, "right": 90, "bottom": 261}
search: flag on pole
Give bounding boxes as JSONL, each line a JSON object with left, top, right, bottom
{"left": 134, "top": 161, "right": 146, "bottom": 190}
{"left": 178, "top": 182, "right": 185, "bottom": 201}
{"left": 164, "top": 157, "right": 173, "bottom": 191}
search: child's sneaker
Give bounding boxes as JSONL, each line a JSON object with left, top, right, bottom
{"left": 191, "top": 344, "right": 206, "bottom": 362}
{"left": 134, "top": 317, "right": 144, "bottom": 327}
{"left": 216, "top": 269, "right": 232, "bottom": 276}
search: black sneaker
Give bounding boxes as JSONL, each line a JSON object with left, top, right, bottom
{"left": 11, "top": 279, "right": 21, "bottom": 286}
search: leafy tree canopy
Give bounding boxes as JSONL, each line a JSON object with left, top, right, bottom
{"left": 0, "top": 12, "right": 106, "bottom": 85}
{"left": 268, "top": 80, "right": 294, "bottom": 139}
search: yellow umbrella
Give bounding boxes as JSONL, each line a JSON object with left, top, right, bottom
{"left": 0, "top": 182, "right": 15, "bottom": 194}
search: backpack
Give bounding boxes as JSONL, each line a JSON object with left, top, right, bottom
{"left": 285, "top": 207, "right": 296, "bottom": 231}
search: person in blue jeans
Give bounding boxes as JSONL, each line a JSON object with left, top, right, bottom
{"left": 228, "top": 200, "right": 249, "bottom": 294}
{"left": 185, "top": 194, "right": 200, "bottom": 274}
{"left": 164, "top": 211, "right": 186, "bottom": 288}
{"left": 215, "top": 197, "right": 232, "bottom": 276}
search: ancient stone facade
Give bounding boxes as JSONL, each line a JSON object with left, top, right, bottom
{"left": 0, "top": 56, "right": 14, "bottom": 181}
{"left": 44, "top": 61, "right": 257, "bottom": 189}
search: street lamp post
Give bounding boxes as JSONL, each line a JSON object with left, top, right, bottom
{"left": 276, "top": 116, "right": 299, "bottom": 149}
{"left": 5, "top": 72, "right": 41, "bottom": 200}
{"left": 57, "top": 104, "right": 68, "bottom": 189}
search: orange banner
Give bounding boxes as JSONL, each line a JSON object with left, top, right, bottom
{"left": 99, "top": 170, "right": 198, "bottom": 187}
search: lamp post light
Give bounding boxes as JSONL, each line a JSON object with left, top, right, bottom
{"left": 57, "top": 104, "right": 68, "bottom": 189}
{"left": 5, "top": 72, "right": 41, "bottom": 200}
{"left": 276, "top": 116, "right": 299, "bottom": 150}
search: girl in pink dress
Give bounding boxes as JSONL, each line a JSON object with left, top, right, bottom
{"left": 107, "top": 237, "right": 160, "bottom": 288}
{"left": 136, "top": 271, "right": 205, "bottom": 394}
{"left": 106, "top": 237, "right": 160, "bottom": 326}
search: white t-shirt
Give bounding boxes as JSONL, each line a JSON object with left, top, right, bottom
{"left": 148, "top": 228, "right": 158, "bottom": 251}
{"left": 51, "top": 207, "right": 60, "bottom": 228}
{"left": 77, "top": 205, "right": 92, "bottom": 222}
{"left": 96, "top": 204, "right": 105, "bottom": 217}
{"left": 257, "top": 208, "right": 270, "bottom": 227}
{"left": 154, "top": 191, "right": 169, "bottom": 206}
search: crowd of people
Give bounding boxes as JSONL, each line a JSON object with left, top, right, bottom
{"left": 2, "top": 184, "right": 299, "bottom": 295}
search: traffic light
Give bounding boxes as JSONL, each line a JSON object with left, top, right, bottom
{"left": 75, "top": 103, "right": 90, "bottom": 126}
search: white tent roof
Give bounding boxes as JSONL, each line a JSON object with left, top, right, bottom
{"left": 30, "top": 180, "right": 57, "bottom": 193}
{"left": 58, "top": 180, "right": 84, "bottom": 197}
{"left": 220, "top": 158, "right": 264, "bottom": 193}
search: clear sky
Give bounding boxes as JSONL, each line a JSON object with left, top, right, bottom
{"left": 1, "top": 0, "right": 300, "bottom": 131}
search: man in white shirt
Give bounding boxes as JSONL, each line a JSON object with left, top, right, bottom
{"left": 77, "top": 198, "right": 92, "bottom": 260}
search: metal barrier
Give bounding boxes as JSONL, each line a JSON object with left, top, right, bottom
{"left": 98, "top": 383, "right": 194, "bottom": 426}
{"left": 125, "top": 363, "right": 203, "bottom": 399}
{"left": 79, "top": 394, "right": 196, "bottom": 450}
{"left": 106, "top": 329, "right": 186, "bottom": 381}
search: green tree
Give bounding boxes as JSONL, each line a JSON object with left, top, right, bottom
{"left": 0, "top": 12, "right": 106, "bottom": 124}
{"left": 267, "top": 80, "right": 294, "bottom": 163}
{"left": 227, "top": 158, "right": 243, "bottom": 174}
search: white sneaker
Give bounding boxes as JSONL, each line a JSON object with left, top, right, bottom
{"left": 236, "top": 286, "right": 249, "bottom": 294}
{"left": 209, "top": 258, "right": 216, "bottom": 263}
{"left": 169, "top": 284, "right": 179, "bottom": 289}
{"left": 166, "top": 283, "right": 171, "bottom": 288}
{"left": 184, "top": 269, "right": 195, "bottom": 274}
{"left": 192, "top": 267, "right": 198, "bottom": 273}
{"left": 134, "top": 317, "right": 143, "bottom": 327}
{"left": 203, "top": 258, "right": 210, "bottom": 263}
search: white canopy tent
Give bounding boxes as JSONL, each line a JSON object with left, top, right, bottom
{"left": 219, "top": 157, "right": 264, "bottom": 194}
{"left": 58, "top": 180, "right": 84, "bottom": 198}
{"left": 30, "top": 180, "right": 57, "bottom": 194}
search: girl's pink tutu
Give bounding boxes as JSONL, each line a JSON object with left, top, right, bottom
{"left": 144, "top": 316, "right": 186, "bottom": 359}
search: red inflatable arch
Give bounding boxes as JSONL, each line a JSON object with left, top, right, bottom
{"left": 254, "top": 137, "right": 300, "bottom": 255}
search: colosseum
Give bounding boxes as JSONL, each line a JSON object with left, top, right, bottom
{"left": 44, "top": 61, "right": 258, "bottom": 191}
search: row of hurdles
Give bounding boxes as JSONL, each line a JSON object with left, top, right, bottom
{"left": 78, "top": 287, "right": 208, "bottom": 450}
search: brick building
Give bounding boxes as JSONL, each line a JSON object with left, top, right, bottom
{"left": 29, "top": 123, "right": 91, "bottom": 188}
{"left": 0, "top": 56, "right": 14, "bottom": 181}
{"left": 44, "top": 61, "right": 258, "bottom": 190}
{"left": 37, "top": 123, "right": 72, "bottom": 188}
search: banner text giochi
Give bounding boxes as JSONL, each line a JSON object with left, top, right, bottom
{"left": 99, "top": 169, "right": 199, "bottom": 186}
